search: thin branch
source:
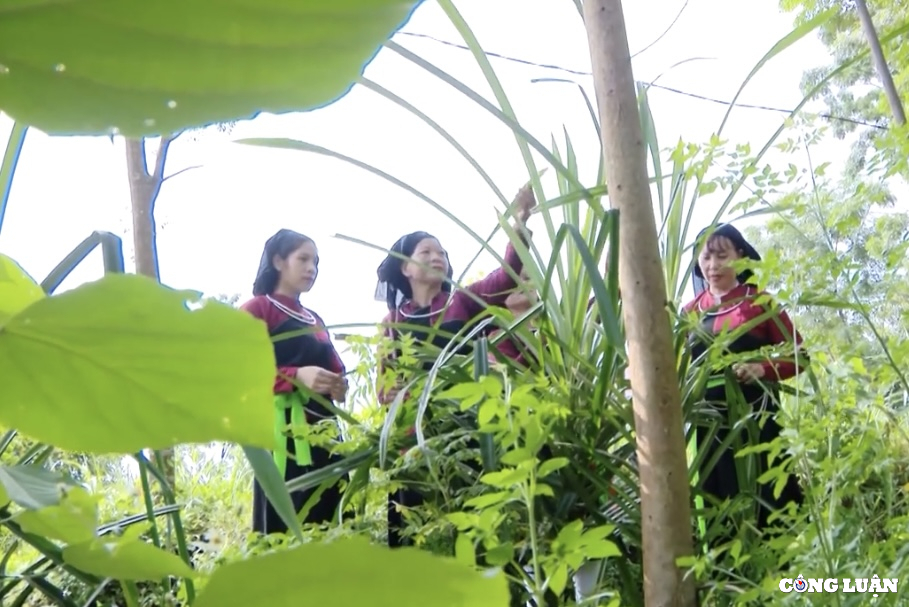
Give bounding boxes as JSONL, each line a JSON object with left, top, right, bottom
{"left": 854, "top": 0, "right": 906, "bottom": 124}
{"left": 148, "top": 135, "right": 177, "bottom": 216}
{"left": 152, "top": 135, "right": 177, "bottom": 182}
{"left": 630, "top": 0, "right": 690, "bottom": 59}
{"left": 162, "top": 165, "right": 203, "bottom": 183}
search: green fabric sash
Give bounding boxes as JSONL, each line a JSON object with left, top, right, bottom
{"left": 273, "top": 391, "right": 312, "bottom": 477}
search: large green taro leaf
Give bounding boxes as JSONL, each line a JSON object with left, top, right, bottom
{"left": 0, "top": 254, "right": 43, "bottom": 325}
{"left": 194, "top": 538, "right": 509, "bottom": 607}
{"left": 16, "top": 485, "right": 98, "bottom": 544}
{"left": 0, "top": 0, "right": 421, "bottom": 136}
{"left": 0, "top": 273, "right": 275, "bottom": 453}
{"left": 64, "top": 533, "right": 195, "bottom": 580}
{"left": 0, "top": 464, "right": 76, "bottom": 510}
{"left": 17, "top": 484, "right": 195, "bottom": 580}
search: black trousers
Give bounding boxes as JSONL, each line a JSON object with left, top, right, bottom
{"left": 387, "top": 487, "right": 424, "bottom": 548}
{"left": 697, "top": 410, "right": 803, "bottom": 543}
{"left": 387, "top": 431, "right": 483, "bottom": 548}
{"left": 252, "top": 444, "right": 343, "bottom": 535}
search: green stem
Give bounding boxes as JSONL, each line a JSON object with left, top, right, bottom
{"left": 0, "top": 121, "right": 27, "bottom": 235}
{"left": 120, "top": 580, "right": 140, "bottom": 607}
{"left": 135, "top": 452, "right": 168, "bottom": 607}
{"left": 141, "top": 451, "right": 197, "bottom": 604}
{"left": 136, "top": 452, "right": 162, "bottom": 547}
{"left": 524, "top": 472, "right": 545, "bottom": 606}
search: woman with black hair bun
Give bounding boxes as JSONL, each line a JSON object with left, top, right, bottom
{"left": 240, "top": 229, "right": 348, "bottom": 535}
{"left": 374, "top": 182, "right": 537, "bottom": 547}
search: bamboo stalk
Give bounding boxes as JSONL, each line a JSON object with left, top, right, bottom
{"left": 582, "top": 1, "right": 697, "bottom": 605}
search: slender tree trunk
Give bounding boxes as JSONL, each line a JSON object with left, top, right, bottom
{"left": 854, "top": 0, "right": 906, "bottom": 125}
{"left": 125, "top": 136, "right": 176, "bottom": 493}
{"left": 582, "top": 1, "right": 697, "bottom": 606}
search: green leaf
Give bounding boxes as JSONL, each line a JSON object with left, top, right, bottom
{"left": 580, "top": 525, "right": 615, "bottom": 542}
{"left": 484, "top": 543, "right": 513, "bottom": 567}
{"left": 0, "top": 0, "right": 420, "bottom": 136}
{"left": 554, "top": 520, "right": 585, "bottom": 550}
{"left": 479, "top": 467, "right": 528, "bottom": 488}
{"left": 193, "top": 538, "right": 509, "bottom": 607}
{"left": 547, "top": 563, "right": 569, "bottom": 596}
{"left": 436, "top": 382, "right": 486, "bottom": 401}
{"left": 479, "top": 375, "right": 503, "bottom": 397}
{"left": 0, "top": 465, "right": 73, "bottom": 509}
{"left": 454, "top": 533, "right": 475, "bottom": 568}
{"left": 464, "top": 491, "right": 512, "bottom": 509}
{"left": 0, "top": 254, "right": 43, "bottom": 326}
{"left": 0, "top": 275, "right": 276, "bottom": 453}
{"left": 16, "top": 486, "right": 98, "bottom": 544}
{"left": 499, "top": 449, "right": 533, "bottom": 466}
{"left": 533, "top": 483, "right": 554, "bottom": 497}
{"left": 583, "top": 539, "right": 621, "bottom": 560}
{"left": 63, "top": 536, "right": 194, "bottom": 580}
{"left": 537, "top": 457, "right": 570, "bottom": 478}
{"left": 445, "top": 512, "right": 477, "bottom": 530}
{"left": 477, "top": 400, "right": 497, "bottom": 426}
{"left": 697, "top": 181, "right": 718, "bottom": 196}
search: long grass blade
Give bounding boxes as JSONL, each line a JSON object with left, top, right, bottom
{"left": 241, "top": 446, "right": 304, "bottom": 541}
{"left": 357, "top": 77, "right": 508, "bottom": 208}
{"left": 717, "top": 8, "right": 837, "bottom": 134}
{"left": 238, "top": 138, "right": 516, "bottom": 274}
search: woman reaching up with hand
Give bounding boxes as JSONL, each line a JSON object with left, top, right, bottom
{"left": 374, "top": 181, "right": 537, "bottom": 405}
{"left": 374, "top": 180, "right": 537, "bottom": 547}
{"left": 241, "top": 229, "right": 348, "bottom": 535}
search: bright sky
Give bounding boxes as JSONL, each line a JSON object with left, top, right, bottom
{"left": 0, "top": 0, "right": 849, "bottom": 367}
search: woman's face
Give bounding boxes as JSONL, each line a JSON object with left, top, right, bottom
{"left": 505, "top": 268, "right": 537, "bottom": 311}
{"left": 697, "top": 235, "right": 741, "bottom": 292}
{"left": 402, "top": 237, "right": 449, "bottom": 285}
{"left": 274, "top": 241, "right": 319, "bottom": 294}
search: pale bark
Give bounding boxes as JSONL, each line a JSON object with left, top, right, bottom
{"left": 125, "top": 136, "right": 176, "bottom": 492}
{"left": 854, "top": 0, "right": 906, "bottom": 125}
{"left": 582, "top": 1, "right": 697, "bottom": 605}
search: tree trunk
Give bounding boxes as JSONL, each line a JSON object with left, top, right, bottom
{"left": 125, "top": 136, "right": 176, "bottom": 492}
{"left": 582, "top": 2, "right": 697, "bottom": 606}
{"left": 854, "top": 0, "right": 906, "bottom": 125}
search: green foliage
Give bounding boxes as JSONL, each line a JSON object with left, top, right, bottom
{"left": 3, "top": 2, "right": 909, "bottom": 606}
{"left": 0, "top": 254, "right": 43, "bottom": 324}
{"left": 780, "top": 0, "right": 909, "bottom": 173}
{"left": 195, "top": 538, "right": 509, "bottom": 607}
{"left": 0, "top": 0, "right": 422, "bottom": 136}
{"left": 0, "top": 268, "right": 277, "bottom": 453}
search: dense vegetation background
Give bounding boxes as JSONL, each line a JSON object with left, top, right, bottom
{"left": 1, "top": 0, "right": 907, "bottom": 606}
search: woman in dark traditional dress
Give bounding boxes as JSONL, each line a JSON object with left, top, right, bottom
{"left": 682, "top": 223, "right": 806, "bottom": 541}
{"left": 374, "top": 183, "right": 536, "bottom": 547}
{"left": 241, "top": 229, "right": 348, "bottom": 535}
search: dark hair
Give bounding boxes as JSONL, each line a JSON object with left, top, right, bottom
{"left": 691, "top": 223, "right": 761, "bottom": 296}
{"left": 374, "top": 231, "right": 453, "bottom": 310}
{"left": 252, "top": 229, "right": 315, "bottom": 296}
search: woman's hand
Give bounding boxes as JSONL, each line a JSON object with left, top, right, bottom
{"left": 330, "top": 377, "right": 349, "bottom": 402}
{"left": 511, "top": 181, "right": 538, "bottom": 228}
{"left": 381, "top": 380, "right": 407, "bottom": 405}
{"left": 733, "top": 362, "right": 766, "bottom": 383}
{"left": 296, "top": 366, "right": 343, "bottom": 395}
